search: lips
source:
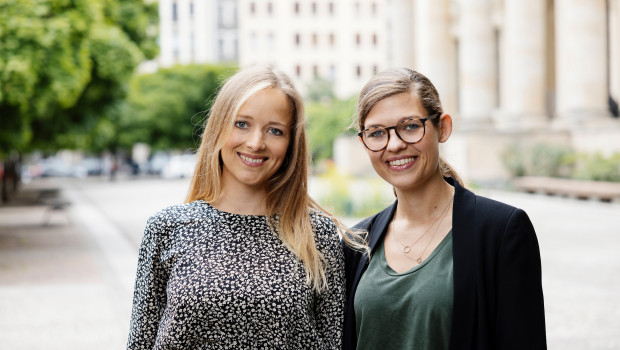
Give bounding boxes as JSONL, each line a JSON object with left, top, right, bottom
{"left": 386, "top": 156, "right": 417, "bottom": 170}
{"left": 238, "top": 152, "right": 267, "bottom": 166}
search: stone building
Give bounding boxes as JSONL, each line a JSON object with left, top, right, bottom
{"left": 337, "top": 0, "right": 620, "bottom": 183}
{"left": 154, "top": 0, "right": 620, "bottom": 183}
{"left": 157, "top": 0, "right": 238, "bottom": 67}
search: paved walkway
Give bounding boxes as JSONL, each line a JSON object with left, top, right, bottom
{"left": 0, "top": 181, "right": 132, "bottom": 349}
{"left": 1, "top": 177, "right": 619, "bottom": 349}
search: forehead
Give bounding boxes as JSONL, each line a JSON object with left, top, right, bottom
{"left": 238, "top": 88, "right": 293, "bottom": 125}
{"left": 364, "top": 92, "right": 426, "bottom": 126}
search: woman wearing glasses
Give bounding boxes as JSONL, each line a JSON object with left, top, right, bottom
{"left": 127, "top": 66, "right": 359, "bottom": 349}
{"left": 343, "top": 68, "right": 546, "bottom": 350}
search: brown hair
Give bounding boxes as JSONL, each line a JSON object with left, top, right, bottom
{"left": 355, "top": 67, "right": 463, "bottom": 185}
{"left": 186, "top": 65, "right": 365, "bottom": 291}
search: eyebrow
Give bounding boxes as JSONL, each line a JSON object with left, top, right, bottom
{"left": 365, "top": 115, "right": 424, "bottom": 128}
{"left": 236, "top": 115, "right": 291, "bottom": 128}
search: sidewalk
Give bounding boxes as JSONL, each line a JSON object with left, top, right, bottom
{"left": 0, "top": 180, "right": 133, "bottom": 349}
{"left": 2, "top": 177, "right": 620, "bottom": 349}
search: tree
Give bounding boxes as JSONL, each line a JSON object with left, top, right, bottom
{"left": 0, "top": 0, "right": 158, "bottom": 155}
{"left": 122, "top": 64, "right": 236, "bottom": 151}
{"left": 306, "top": 98, "right": 357, "bottom": 162}
{"left": 0, "top": 0, "right": 157, "bottom": 200}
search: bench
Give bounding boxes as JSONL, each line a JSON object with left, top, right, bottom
{"left": 512, "top": 176, "right": 620, "bottom": 203}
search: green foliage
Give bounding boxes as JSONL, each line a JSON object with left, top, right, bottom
{"left": 529, "top": 143, "right": 575, "bottom": 177}
{"left": 501, "top": 143, "right": 620, "bottom": 182}
{"left": 306, "top": 98, "right": 357, "bottom": 161}
{"left": 123, "top": 64, "right": 236, "bottom": 151}
{"left": 500, "top": 144, "right": 527, "bottom": 177}
{"left": 305, "top": 77, "right": 336, "bottom": 103}
{"left": 573, "top": 152, "right": 620, "bottom": 182}
{"left": 315, "top": 165, "right": 392, "bottom": 218}
{"left": 0, "top": 0, "right": 158, "bottom": 156}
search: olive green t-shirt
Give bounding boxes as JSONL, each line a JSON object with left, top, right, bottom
{"left": 354, "top": 230, "right": 453, "bottom": 350}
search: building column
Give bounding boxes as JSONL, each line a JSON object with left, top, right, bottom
{"left": 498, "top": 0, "right": 548, "bottom": 130}
{"left": 611, "top": 0, "right": 620, "bottom": 113}
{"left": 414, "top": 0, "right": 458, "bottom": 115}
{"left": 387, "top": 0, "right": 416, "bottom": 68}
{"left": 555, "top": 0, "right": 610, "bottom": 128}
{"left": 457, "top": 0, "right": 496, "bottom": 130}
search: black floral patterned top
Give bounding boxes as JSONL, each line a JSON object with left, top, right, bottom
{"left": 127, "top": 200, "right": 345, "bottom": 350}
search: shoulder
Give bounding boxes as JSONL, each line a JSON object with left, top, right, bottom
{"left": 471, "top": 192, "right": 530, "bottom": 225}
{"left": 145, "top": 200, "right": 212, "bottom": 235}
{"left": 309, "top": 210, "right": 341, "bottom": 250}
{"left": 310, "top": 210, "right": 338, "bottom": 236}
{"left": 455, "top": 187, "right": 535, "bottom": 244}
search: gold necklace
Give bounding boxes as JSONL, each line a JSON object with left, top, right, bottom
{"left": 393, "top": 197, "right": 453, "bottom": 263}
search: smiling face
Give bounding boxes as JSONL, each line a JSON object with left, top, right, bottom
{"left": 362, "top": 92, "right": 450, "bottom": 191}
{"left": 220, "top": 88, "right": 293, "bottom": 193}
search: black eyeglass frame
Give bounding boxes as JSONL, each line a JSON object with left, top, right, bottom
{"left": 357, "top": 113, "right": 440, "bottom": 152}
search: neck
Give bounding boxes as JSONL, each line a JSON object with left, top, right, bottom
{"left": 394, "top": 174, "right": 454, "bottom": 224}
{"left": 211, "top": 183, "right": 270, "bottom": 215}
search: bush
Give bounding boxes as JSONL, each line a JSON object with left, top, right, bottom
{"left": 501, "top": 143, "right": 620, "bottom": 182}
{"left": 573, "top": 152, "right": 620, "bottom": 182}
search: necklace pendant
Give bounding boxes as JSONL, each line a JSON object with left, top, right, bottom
{"left": 416, "top": 257, "right": 422, "bottom": 264}
{"left": 403, "top": 246, "right": 411, "bottom": 254}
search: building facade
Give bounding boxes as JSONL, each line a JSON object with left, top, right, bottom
{"left": 157, "top": 0, "right": 238, "bottom": 68}
{"left": 337, "top": 0, "right": 620, "bottom": 182}
{"left": 237, "top": 0, "right": 403, "bottom": 98}
{"left": 154, "top": 0, "right": 620, "bottom": 183}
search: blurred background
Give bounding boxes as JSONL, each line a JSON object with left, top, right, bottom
{"left": 1, "top": 0, "right": 619, "bottom": 349}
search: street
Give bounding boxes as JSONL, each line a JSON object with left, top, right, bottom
{"left": 1, "top": 176, "right": 619, "bottom": 349}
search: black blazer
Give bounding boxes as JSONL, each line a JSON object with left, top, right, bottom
{"left": 343, "top": 178, "right": 546, "bottom": 350}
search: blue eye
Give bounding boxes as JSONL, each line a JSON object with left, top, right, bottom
{"left": 268, "top": 128, "right": 284, "bottom": 136}
{"left": 235, "top": 121, "right": 248, "bottom": 128}
{"left": 367, "top": 129, "right": 386, "bottom": 138}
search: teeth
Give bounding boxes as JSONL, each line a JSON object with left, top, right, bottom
{"left": 389, "top": 157, "right": 414, "bottom": 166}
{"left": 240, "top": 154, "right": 264, "bottom": 164}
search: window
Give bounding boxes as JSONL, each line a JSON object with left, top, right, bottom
{"left": 295, "top": 33, "right": 301, "bottom": 46}
{"left": 313, "top": 65, "right": 319, "bottom": 78}
{"left": 267, "top": 2, "right": 273, "bottom": 15}
{"left": 329, "top": 33, "right": 335, "bottom": 47}
{"left": 354, "top": 2, "right": 360, "bottom": 16}
{"left": 373, "top": 65, "right": 378, "bottom": 74}
{"left": 296, "top": 65, "right": 302, "bottom": 77}
{"left": 190, "top": 1, "right": 194, "bottom": 17}
{"left": 371, "top": 2, "right": 377, "bottom": 16}
{"left": 250, "top": 2, "right": 256, "bottom": 15}
{"left": 294, "top": 2, "right": 300, "bottom": 14}
{"left": 311, "top": 2, "right": 317, "bottom": 15}
{"left": 355, "top": 33, "right": 361, "bottom": 47}
{"left": 250, "top": 32, "right": 258, "bottom": 50}
{"left": 372, "top": 33, "right": 378, "bottom": 47}
{"left": 267, "top": 33, "right": 275, "bottom": 49}
{"left": 172, "top": 1, "right": 178, "bottom": 21}
{"left": 356, "top": 65, "right": 362, "bottom": 78}
{"left": 329, "top": 65, "right": 336, "bottom": 81}
{"left": 328, "top": 2, "right": 334, "bottom": 15}
{"left": 312, "top": 33, "right": 318, "bottom": 47}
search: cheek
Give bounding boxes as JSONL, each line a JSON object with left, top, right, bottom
{"left": 272, "top": 138, "right": 291, "bottom": 160}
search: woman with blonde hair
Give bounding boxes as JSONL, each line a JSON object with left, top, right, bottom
{"left": 127, "top": 66, "right": 351, "bottom": 349}
{"left": 343, "top": 68, "right": 546, "bottom": 349}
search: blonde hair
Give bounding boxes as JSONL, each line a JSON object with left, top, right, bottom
{"left": 186, "top": 66, "right": 364, "bottom": 292}
{"left": 355, "top": 67, "right": 463, "bottom": 185}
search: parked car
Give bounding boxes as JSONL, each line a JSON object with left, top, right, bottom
{"left": 38, "top": 158, "right": 86, "bottom": 178}
{"left": 161, "top": 154, "right": 197, "bottom": 179}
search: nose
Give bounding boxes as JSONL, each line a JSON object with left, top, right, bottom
{"left": 385, "top": 128, "right": 406, "bottom": 152}
{"left": 246, "top": 129, "right": 266, "bottom": 151}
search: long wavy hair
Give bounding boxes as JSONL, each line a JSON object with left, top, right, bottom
{"left": 355, "top": 67, "right": 463, "bottom": 185}
{"left": 186, "top": 66, "right": 364, "bottom": 292}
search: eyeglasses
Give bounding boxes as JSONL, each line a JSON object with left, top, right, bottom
{"left": 357, "top": 114, "right": 440, "bottom": 152}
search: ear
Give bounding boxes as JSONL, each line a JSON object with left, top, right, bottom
{"left": 438, "top": 113, "right": 452, "bottom": 143}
